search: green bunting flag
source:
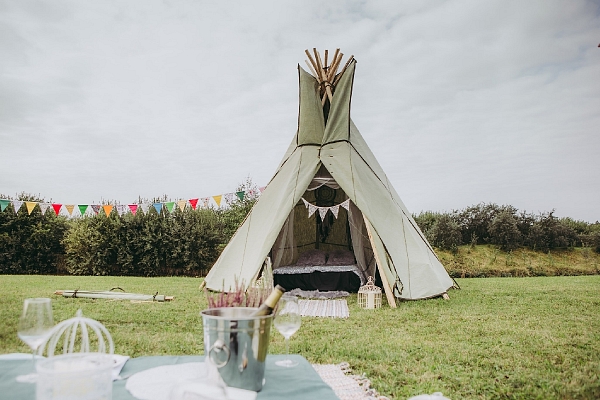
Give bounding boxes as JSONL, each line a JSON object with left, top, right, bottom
{"left": 78, "top": 205, "right": 89, "bottom": 215}
{"left": 165, "top": 202, "right": 175, "bottom": 213}
{"left": 0, "top": 199, "right": 10, "bottom": 212}
{"left": 236, "top": 191, "right": 245, "bottom": 201}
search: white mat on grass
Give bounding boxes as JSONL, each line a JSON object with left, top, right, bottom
{"left": 312, "top": 362, "right": 389, "bottom": 400}
{"left": 299, "top": 299, "right": 349, "bottom": 318}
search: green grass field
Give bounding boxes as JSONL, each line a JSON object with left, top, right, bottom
{"left": 1, "top": 275, "right": 599, "bottom": 399}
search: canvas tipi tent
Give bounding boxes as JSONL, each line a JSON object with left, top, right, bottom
{"left": 204, "top": 50, "right": 455, "bottom": 303}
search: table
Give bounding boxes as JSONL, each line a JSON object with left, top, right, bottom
{"left": 0, "top": 355, "right": 339, "bottom": 400}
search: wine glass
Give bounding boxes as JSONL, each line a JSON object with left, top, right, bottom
{"left": 16, "top": 298, "right": 54, "bottom": 383}
{"left": 274, "top": 294, "right": 301, "bottom": 368}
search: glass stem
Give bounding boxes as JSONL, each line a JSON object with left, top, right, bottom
{"left": 285, "top": 337, "right": 290, "bottom": 358}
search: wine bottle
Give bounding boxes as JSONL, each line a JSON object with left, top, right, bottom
{"left": 250, "top": 285, "right": 286, "bottom": 316}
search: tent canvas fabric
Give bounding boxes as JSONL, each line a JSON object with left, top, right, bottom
{"left": 204, "top": 60, "right": 454, "bottom": 300}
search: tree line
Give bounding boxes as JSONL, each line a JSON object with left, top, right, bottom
{"left": 1, "top": 191, "right": 599, "bottom": 276}
{"left": 413, "top": 203, "right": 600, "bottom": 253}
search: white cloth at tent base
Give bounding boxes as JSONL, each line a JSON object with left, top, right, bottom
{"left": 302, "top": 198, "right": 350, "bottom": 219}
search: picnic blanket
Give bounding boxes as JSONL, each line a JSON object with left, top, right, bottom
{"left": 299, "top": 299, "right": 349, "bottom": 318}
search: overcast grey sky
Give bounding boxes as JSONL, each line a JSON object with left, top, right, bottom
{"left": 1, "top": 0, "right": 599, "bottom": 221}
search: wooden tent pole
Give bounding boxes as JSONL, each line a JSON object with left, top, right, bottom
{"left": 363, "top": 216, "right": 397, "bottom": 308}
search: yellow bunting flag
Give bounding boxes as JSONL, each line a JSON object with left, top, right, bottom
{"left": 177, "top": 200, "right": 187, "bottom": 212}
{"left": 65, "top": 205, "right": 75, "bottom": 215}
{"left": 103, "top": 205, "right": 113, "bottom": 216}
{"left": 212, "top": 195, "right": 222, "bottom": 207}
{"left": 25, "top": 201, "right": 37, "bottom": 215}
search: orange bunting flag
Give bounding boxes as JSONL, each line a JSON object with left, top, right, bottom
{"left": 102, "top": 205, "right": 113, "bottom": 216}
{"left": 177, "top": 200, "right": 187, "bottom": 212}
{"left": 65, "top": 205, "right": 75, "bottom": 215}
{"left": 189, "top": 198, "right": 199, "bottom": 210}
{"left": 52, "top": 204, "right": 62, "bottom": 215}
{"left": 212, "top": 195, "right": 222, "bottom": 207}
{"left": 25, "top": 201, "right": 37, "bottom": 215}
{"left": 128, "top": 204, "right": 138, "bottom": 215}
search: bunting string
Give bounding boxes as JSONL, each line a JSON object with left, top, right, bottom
{"left": 301, "top": 198, "right": 351, "bottom": 219}
{"left": 0, "top": 186, "right": 266, "bottom": 218}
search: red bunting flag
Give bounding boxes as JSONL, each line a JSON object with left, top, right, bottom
{"left": 52, "top": 204, "right": 62, "bottom": 215}
{"left": 128, "top": 204, "right": 138, "bottom": 215}
{"left": 189, "top": 198, "right": 199, "bottom": 210}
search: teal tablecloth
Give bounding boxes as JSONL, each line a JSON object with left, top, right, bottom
{"left": 0, "top": 355, "right": 338, "bottom": 400}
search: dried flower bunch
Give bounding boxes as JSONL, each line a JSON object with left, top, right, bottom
{"left": 205, "top": 278, "right": 270, "bottom": 309}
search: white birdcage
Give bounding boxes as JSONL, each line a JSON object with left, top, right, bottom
{"left": 38, "top": 309, "right": 114, "bottom": 357}
{"left": 357, "top": 276, "right": 382, "bottom": 309}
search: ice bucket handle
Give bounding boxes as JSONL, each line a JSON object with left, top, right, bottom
{"left": 208, "top": 339, "right": 230, "bottom": 368}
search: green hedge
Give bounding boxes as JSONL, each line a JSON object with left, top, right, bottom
{"left": 0, "top": 192, "right": 254, "bottom": 276}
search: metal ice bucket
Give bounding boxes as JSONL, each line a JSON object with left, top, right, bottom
{"left": 201, "top": 307, "right": 272, "bottom": 392}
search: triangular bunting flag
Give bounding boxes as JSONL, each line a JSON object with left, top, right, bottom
{"left": 116, "top": 205, "right": 128, "bottom": 216}
{"left": 13, "top": 201, "right": 24, "bottom": 213}
{"left": 102, "top": 205, "right": 113, "bottom": 216}
{"left": 307, "top": 203, "right": 318, "bottom": 218}
{"left": 91, "top": 205, "right": 101, "bottom": 214}
{"left": 224, "top": 193, "right": 235, "bottom": 205}
{"left": 201, "top": 197, "right": 210, "bottom": 208}
{"left": 340, "top": 199, "right": 350, "bottom": 211}
{"left": 25, "top": 201, "right": 37, "bottom": 215}
{"left": 128, "top": 204, "right": 138, "bottom": 215}
{"left": 302, "top": 198, "right": 310, "bottom": 208}
{"left": 51, "top": 203, "right": 62, "bottom": 215}
{"left": 153, "top": 203, "right": 163, "bottom": 214}
{"left": 236, "top": 191, "right": 245, "bottom": 201}
{"left": 165, "top": 202, "right": 175, "bottom": 213}
{"left": 259, "top": 186, "right": 266, "bottom": 193}
{"left": 189, "top": 198, "right": 199, "bottom": 210}
{"left": 177, "top": 200, "right": 187, "bottom": 212}
{"left": 140, "top": 203, "right": 150, "bottom": 214}
{"left": 318, "top": 207, "right": 329, "bottom": 220}
{"left": 331, "top": 204, "right": 340, "bottom": 219}
{"left": 213, "top": 195, "right": 222, "bottom": 207}
{"left": 78, "top": 205, "right": 89, "bottom": 216}
{"left": 39, "top": 203, "right": 51, "bottom": 215}
{"left": 0, "top": 199, "right": 10, "bottom": 212}
{"left": 65, "top": 205, "right": 75, "bottom": 216}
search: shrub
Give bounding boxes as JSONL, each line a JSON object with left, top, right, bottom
{"left": 489, "top": 210, "right": 522, "bottom": 252}
{"left": 427, "top": 214, "right": 463, "bottom": 252}
{"left": 0, "top": 193, "right": 69, "bottom": 274}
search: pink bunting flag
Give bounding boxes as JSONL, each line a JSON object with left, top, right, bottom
{"left": 52, "top": 204, "right": 62, "bottom": 215}
{"left": 259, "top": 186, "right": 266, "bottom": 193}
{"left": 128, "top": 204, "right": 138, "bottom": 215}
{"left": 189, "top": 198, "right": 199, "bottom": 210}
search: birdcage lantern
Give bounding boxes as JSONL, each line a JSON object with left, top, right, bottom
{"left": 358, "top": 276, "right": 382, "bottom": 309}
{"left": 39, "top": 309, "right": 114, "bottom": 357}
